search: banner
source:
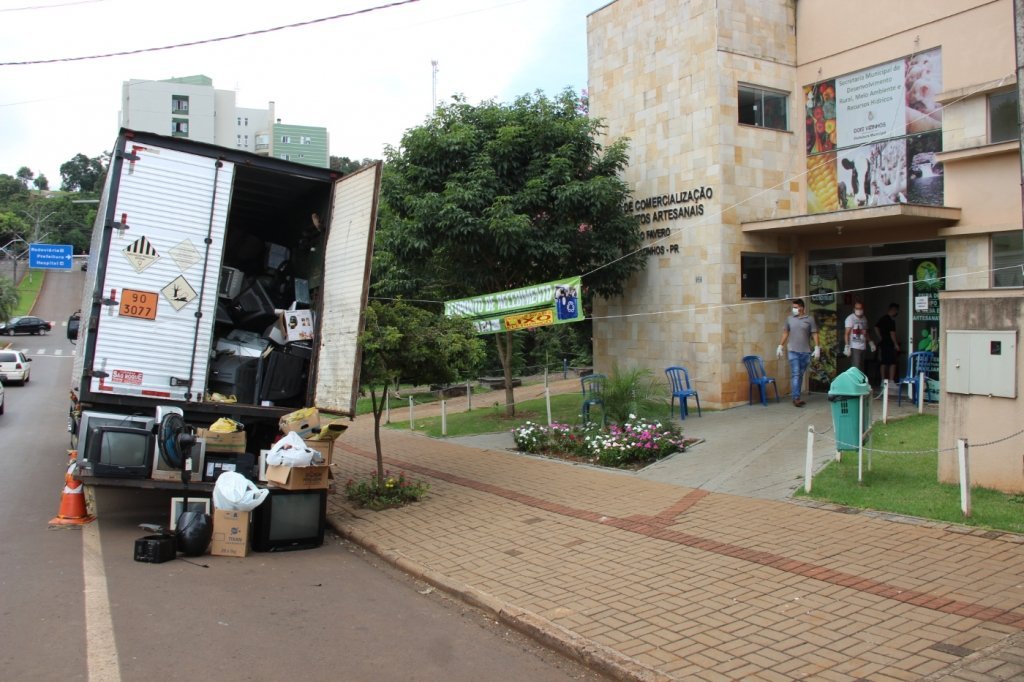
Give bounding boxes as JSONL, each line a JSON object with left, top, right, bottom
{"left": 445, "top": 277, "right": 584, "bottom": 335}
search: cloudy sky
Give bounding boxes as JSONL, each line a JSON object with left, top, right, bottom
{"left": 0, "top": 0, "right": 609, "bottom": 185}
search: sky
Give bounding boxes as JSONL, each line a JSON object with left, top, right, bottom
{"left": 0, "top": 0, "right": 610, "bottom": 185}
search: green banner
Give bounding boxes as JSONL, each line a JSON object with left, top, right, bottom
{"left": 445, "top": 277, "right": 584, "bottom": 335}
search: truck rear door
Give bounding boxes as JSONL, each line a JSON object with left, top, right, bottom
{"left": 89, "top": 140, "right": 233, "bottom": 401}
{"left": 314, "top": 162, "right": 382, "bottom": 416}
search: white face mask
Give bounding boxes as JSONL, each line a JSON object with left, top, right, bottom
{"left": 792, "top": 307, "right": 800, "bottom": 316}
{"left": 854, "top": 309, "right": 864, "bottom": 317}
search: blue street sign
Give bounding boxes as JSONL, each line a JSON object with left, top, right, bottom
{"left": 29, "top": 243, "right": 73, "bottom": 270}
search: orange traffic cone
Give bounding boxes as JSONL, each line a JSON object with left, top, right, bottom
{"left": 49, "top": 473, "right": 95, "bottom": 526}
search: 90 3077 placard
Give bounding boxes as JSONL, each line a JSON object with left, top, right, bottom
{"left": 119, "top": 289, "right": 159, "bottom": 320}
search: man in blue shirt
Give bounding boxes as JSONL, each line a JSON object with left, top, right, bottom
{"left": 777, "top": 299, "right": 821, "bottom": 407}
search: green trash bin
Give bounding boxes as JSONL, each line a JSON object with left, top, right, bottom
{"left": 827, "top": 367, "right": 873, "bottom": 450}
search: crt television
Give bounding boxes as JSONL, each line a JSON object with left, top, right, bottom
{"left": 85, "top": 426, "right": 154, "bottom": 478}
{"left": 78, "top": 412, "right": 155, "bottom": 457}
{"left": 251, "top": 488, "right": 326, "bottom": 552}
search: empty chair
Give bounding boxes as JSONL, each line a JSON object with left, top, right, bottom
{"left": 665, "top": 366, "right": 701, "bottom": 419}
{"left": 897, "top": 351, "right": 935, "bottom": 405}
{"left": 742, "top": 355, "right": 780, "bottom": 406}
{"left": 580, "top": 374, "right": 606, "bottom": 426}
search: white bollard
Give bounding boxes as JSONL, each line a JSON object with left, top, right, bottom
{"left": 957, "top": 438, "right": 971, "bottom": 517}
{"left": 385, "top": 391, "right": 390, "bottom": 424}
{"left": 918, "top": 372, "right": 925, "bottom": 414}
{"left": 805, "top": 426, "right": 815, "bottom": 493}
{"left": 881, "top": 379, "right": 889, "bottom": 424}
{"left": 441, "top": 399, "right": 447, "bottom": 436}
{"left": 545, "top": 388, "right": 552, "bottom": 426}
{"left": 858, "top": 394, "right": 866, "bottom": 480}
{"left": 409, "top": 397, "right": 414, "bottom": 431}
{"left": 466, "top": 381, "right": 472, "bottom": 411}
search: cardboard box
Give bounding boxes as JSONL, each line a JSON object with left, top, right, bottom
{"left": 279, "top": 408, "right": 319, "bottom": 438}
{"left": 197, "top": 428, "right": 246, "bottom": 453}
{"left": 279, "top": 309, "right": 315, "bottom": 343}
{"left": 211, "top": 509, "right": 251, "bottom": 557}
{"left": 303, "top": 438, "right": 333, "bottom": 466}
{"left": 266, "top": 464, "right": 331, "bottom": 490}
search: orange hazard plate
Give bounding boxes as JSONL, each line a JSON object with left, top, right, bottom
{"left": 119, "top": 289, "right": 158, "bottom": 320}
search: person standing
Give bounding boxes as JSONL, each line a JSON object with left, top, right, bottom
{"left": 875, "top": 303, "right": 901, "bottom": 393}
{"left": 777, "top": 298, "right": 820, "bottom": 407}
{"left": 843, "top": 300, "right": 875, "bottom": 372}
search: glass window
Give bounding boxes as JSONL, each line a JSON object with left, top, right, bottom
{"left": 171, "top": 95, "right": 189, "bottom": 113}
{"left": 171, "top": 118, "right": 189, "bottom": 137}
{"left": 738, "top": 84, "right": 788, "bottom": 131}
{"left": 281, "top": 135, "right": 291, "bottom": 144}
{"left": 989, "top": 90, "right": 1018, "bottom": 144}
{"left": 993, "top": 232, "right": 1024, "bottom": 287}
{"left": 742, "top": 254, "right": 791, "bottom": 298}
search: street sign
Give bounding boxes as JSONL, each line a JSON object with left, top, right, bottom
{"left": 28, "top": 243, "right": 73, "bottom": 270}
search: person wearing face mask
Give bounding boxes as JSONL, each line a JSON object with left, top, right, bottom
{"left": 776, "top": 298, "right": 820, "bottom": 407}
{"left": 843, "top": 300, "right": 875, "bottom": 372}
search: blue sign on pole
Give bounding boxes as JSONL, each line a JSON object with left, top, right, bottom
{"left": 29, "top": 243, "right": 73, "bottom": 270}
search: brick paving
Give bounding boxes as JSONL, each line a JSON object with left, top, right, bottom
{"left": 326, "top": 389, "right": 1024, "bottom": 680}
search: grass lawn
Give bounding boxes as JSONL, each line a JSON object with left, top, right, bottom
{"left": 355, "top": 385, "right": 490, "bottom": 417}
{"left": 797, "top": 414, "right": 1024, "bottom": 533}
{"left": 388, "top": 393, "right": 589, "bottom": 438}
{"left": 13, "top": 270, "right": 45, "bottom": 316}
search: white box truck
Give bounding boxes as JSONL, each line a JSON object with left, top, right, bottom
{"left": 69, "top": 129, "right": 380, "bottom": 491}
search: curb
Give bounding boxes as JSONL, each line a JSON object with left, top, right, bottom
{"left": 326, "top": 514, "right": 672, "bottom": 682}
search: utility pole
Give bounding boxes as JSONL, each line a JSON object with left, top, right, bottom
{"left": 1015, "top": 0, "right": 1024, "bottom": 229}
{"left": 431, "top": 60, "right": 439, "bottom": 118}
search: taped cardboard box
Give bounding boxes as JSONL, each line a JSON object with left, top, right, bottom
{"left": 279, "top": 408, "right": 319, "bottom": 439}
{"left": 279, "top": 309, "right": 314, "bottom": 343}
{"left": 197, "top": 428, "right": 246, "bottom": 453}
{"left": 303, "top": 438, "right": 333, "bottom": 466}
{"left": 211, "top": 509, "right": 251, "bottom": 557}
{"left": 303, "top": 419, "right": 348, "bottom": 465}
{"left": 266, "top": 464, "right": 331, "bottom": 490}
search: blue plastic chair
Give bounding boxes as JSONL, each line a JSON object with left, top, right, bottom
{"left": 742, "top": 355, "right": 779, "bottom": 406}
{"left": 897, "top": 351, "right": 935, "bottom": 405}
{"left": 665, "top": 366, "right": 701, "bottom": 419}
{"left": 580, "top": 374, "right": 606, "bottom": 426}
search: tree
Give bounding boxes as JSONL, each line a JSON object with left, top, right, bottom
{"left": 330, "top": 156, "right": 375, "bottom": 174}
{"left": 359, "top": 299, "right": 484, "bottom": 482}
{"left": 0, "top": 174, "right": 28, "bottom": 203}
{"left": 59, "top": 153, "right": 107, "bottom": 192}
{"left": 0, "top": 277, "right": 19, "bottom": 323}
{"left": 33, "top": 175, "right": 49, "bottom": 191}
{"left": 15, "top": 167, "right": 34, "bottom": 189}
{"left": 376, "top": 88, "right": 645, "bottom": 416}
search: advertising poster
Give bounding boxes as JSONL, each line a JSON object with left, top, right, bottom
{"left": 804, "top": 48, "right": 943, "bottom": 214}
{"left": 808, "top": 265, "right": 839, "bottom": 392}
{"left": 445, "top": 276, "right": 584, "bottom": 335}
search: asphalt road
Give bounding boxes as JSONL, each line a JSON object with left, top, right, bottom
{"left": 0, "top": 268, "right": 603, "bottom": 681}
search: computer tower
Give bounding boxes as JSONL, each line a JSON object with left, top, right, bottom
{"left": 208, "top": 355, "right": 259, "bottom": 404}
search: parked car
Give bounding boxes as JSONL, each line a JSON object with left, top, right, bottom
{"left": 67, "top": 311, "right": 81, "bottom": 342}
{"left": 0, "top": 316, "right": 52, "bottom": 335}
{"left": 0, "top": 350, "right": 32, "bottom": 385}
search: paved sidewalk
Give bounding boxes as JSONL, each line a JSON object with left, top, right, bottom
{"left": 326, "top": 391, "right": 1024, "bottom": 680}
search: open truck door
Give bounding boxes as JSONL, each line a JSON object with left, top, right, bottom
{"left": 312, "top": 161, "right": 382, "bottom": 416}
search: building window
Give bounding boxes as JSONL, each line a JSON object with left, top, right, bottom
{"left": 989, "top": 90, "right": 1018, "bottom": 144}
{"left": 255, "top": 133, "right": 269, "bottom": 151}
{"left": 279, "top": 153, "right": 290, "bottom": 161}
{"left": 236, "top": 134, "right": 242, "bottom": 147}
{"left": 281, "top": 135, "right": 292, "bottom": 144}
{"left": 171, "top": 95, "right": 189, "bottom": 113}
{"left": 171, "top": 118, "right": 189, "bottom": 137}
{"left": 237, "top": 117, "right": 241, "bottom": 126}
{"left": 993, "top": 232, "right": 1024, "bottom": 287}
{"left": 741, "top": 254, "right": 791, "bottom": 298}
{"left": 300, "top": 136, "right": 312, "bottom": 145}
{"left": 738, "top": 84, "right": 788, "bottom": 131}
{"left": 244, "top": 134, "right": 248, "bottom": 146}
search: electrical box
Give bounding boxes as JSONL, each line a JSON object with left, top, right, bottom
{"left": 945, "top": 330, "right": 1017, "bottom": 398}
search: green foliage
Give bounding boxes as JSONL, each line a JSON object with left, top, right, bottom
{"left": 16, "top": 167, "right": 34, "bottom": 188}
{"left": 344, "top": 470, "right": 429, "bottom": 510}
{"left": 600, "top": 364, "right": 669, "bottom": 424}
{"left": 59, "top": 153, "right": 107, "bottom": 192}
{"left": 395, "top": 392, "right": 583, "bottom": 437}
{"left": 511, "top": 416, "right": 689, "bottom": 468}
{"left": 33, "top": 175, "right": 49, "bottom": 191}
{"left": 0, "top": 175, "right": 28, "bottom": 203}
{"left": 0, "top": 277, "right": 19, "bottom": 322}
{"left": 798, "top": 415, "right": 1024, "bottom": 533}
{"left": 330, "top": 156, "right": 375, "bottom": 174}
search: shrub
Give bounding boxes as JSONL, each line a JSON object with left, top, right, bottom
{"left": 601, "top": 364, "right": 668, "bottom": 424}
{"left": 345, "top": 470, "right": 429, "bottom": 510}
{"left": 511, "top": 416, "right": 687, "bottom": 467}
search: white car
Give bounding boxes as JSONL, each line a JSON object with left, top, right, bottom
{"left": 0, "top": 349, "right": 32, "bottom": 385}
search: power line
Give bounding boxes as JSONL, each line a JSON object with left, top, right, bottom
{"left": 0, "top": 0, "right": 103, "bottom": 12}
{"left": 0, "top": 0, "right": 421, "bottom": 66}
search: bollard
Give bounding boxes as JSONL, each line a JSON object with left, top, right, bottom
{"left": 441, "top": 400, "right": 447, "bottom": 436}
{"left": 881, "top": 379, "right": 889, "bottom": 424}
{"left": 858, "top": 393, "right": 866, "bottom": 481}
{"left": 957, "top": 438, "right": 971, "bottom": 517}
{"left": 545, "top": 388, "right": 552, "bottom": 426}
{"left": 466, "top": 381, "right": 472, "bottom": 411}
{"left": 409, "top": 397, "right": 414, "bottom": 431}
{"left": 544, "top": 366, "right": 549, "bottom": 389}
{"left": 563, "top": 358, "right": 568, "bottom": 380}
{"left": 385, "top": 391, "right": 390, "bottom": 424}
{"left": 917, "top": 372, "right": 925, "bottom": 414}
{"left": 805, "top": 425, "right": 815, "bottom": 493}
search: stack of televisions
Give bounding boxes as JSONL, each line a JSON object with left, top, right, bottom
{"left": 210, "top": 239, "right": 315, "bottom": 408}
{"left": 78, "top": 407, "right": 345, "bottom": 558}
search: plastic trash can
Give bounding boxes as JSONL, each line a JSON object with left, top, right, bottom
{"left": 827, "top": 367, "right": 873, "bottom": 450}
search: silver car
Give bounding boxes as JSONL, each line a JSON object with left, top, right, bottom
{"left": 0, "top": 350, "right": 32, "bottom": 385}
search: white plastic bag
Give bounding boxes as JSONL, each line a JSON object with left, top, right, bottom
{"left": 213, "top": 471, "right": 269, "bottom": 511}
{"left": 266, "top": 431, "right": 323, "bottom": 467}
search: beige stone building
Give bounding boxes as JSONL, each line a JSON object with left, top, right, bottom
{"left": 587, "top": 0, "right": 1022, "bottom": 412}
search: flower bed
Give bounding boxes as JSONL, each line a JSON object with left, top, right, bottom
{"left": 511, "top": 415, "right": 694, "bottom": 468}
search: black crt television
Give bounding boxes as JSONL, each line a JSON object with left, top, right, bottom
{"left": 257, "top": 348, "right": 308, "bottom": 405}
{"left": 85, "top": 426, "right": 155, "bottom": 478}
{"left": 251, "top": 488, "right": 326, "bottom": 552}
{"left": 208, "top": 355, "right": 259, "bottom": 404}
